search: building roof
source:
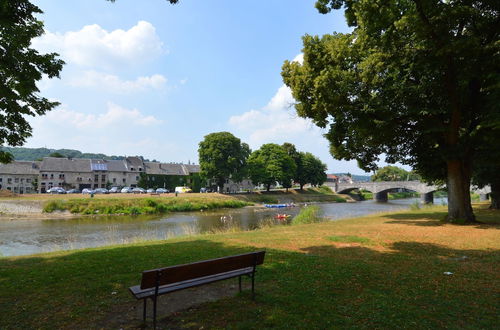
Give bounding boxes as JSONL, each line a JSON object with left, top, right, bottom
{"left": 0, "top": 161, "right": 40, "bottom": 175}
{"left": 125, "top": 157, "right": 144, "bottom": 170}
{"left": 105, "top": 159, "right": 128, "bottom": 172}
{"left": 183, "top": 164, "right": 200, "bottom": 174}
{"left": 40, "top": 157, "right": 91, "bottom": 172}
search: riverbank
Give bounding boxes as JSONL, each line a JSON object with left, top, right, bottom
{"left": 1, "top": 204, "right": 498, "bottom": 329}
{"left": 0, "top": 187, "right": 352, "bottom": 217}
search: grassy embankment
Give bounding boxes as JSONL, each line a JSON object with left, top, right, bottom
{"left": 35, "top": 187, "right": 348, "bottom": 215}
{"left": 1, "top": 204, "right": 498, "bottom": 329}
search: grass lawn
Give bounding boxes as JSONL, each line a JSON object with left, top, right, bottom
{"left": 0, "top": 204, "right": 498, "bottom": 329}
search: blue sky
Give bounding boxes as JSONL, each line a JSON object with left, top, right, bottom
{"left": 28, "top": 0, "right": 386, "bottom": 175}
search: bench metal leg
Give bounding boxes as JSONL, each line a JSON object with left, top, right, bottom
{"left": 251, "top": 273, "right": 255, "bottom": 299}
{"left": 239, "top": 276, "right": 242, "bottom": 292}
{"left": 153, "top": 295, "right": 158, "bottom": 329}
{"left": 143, "top": 299, "right": 147, "bottom": 322}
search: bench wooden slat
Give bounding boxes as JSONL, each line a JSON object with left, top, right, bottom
{"left": 140, "top": 251, "right": 265, "bottom": 289}
{"left": 129, "top": 267, "right": 254, "bottom": 299}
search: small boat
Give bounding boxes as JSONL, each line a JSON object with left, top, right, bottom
{"left": 264, "top": 203, "right": 295, "bottom": 208}
{"left": 274, "top": 213, "right": 291, "bottom": 220}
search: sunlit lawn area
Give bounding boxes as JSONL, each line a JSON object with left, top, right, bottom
{"left": 0, "top": 204, "right": 498, "bottom": 329}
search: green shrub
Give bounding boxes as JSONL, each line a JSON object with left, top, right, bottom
{"left": 292, "top": 205, "right": 323, "bottom": 225}
{"left": 42, "top": 200, "right": 67, "bottom": 213}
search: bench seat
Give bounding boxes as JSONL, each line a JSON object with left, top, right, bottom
{"left": 129, "top": 267, "right": 254, "bottom": 300}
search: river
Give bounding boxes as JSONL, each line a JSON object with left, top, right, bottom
{"left": 0, "top": 197, "right": 446, "bottom": 257}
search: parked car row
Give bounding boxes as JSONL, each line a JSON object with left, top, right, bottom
{"left": 46, "top": 187, "right": 172, "bottom": 194}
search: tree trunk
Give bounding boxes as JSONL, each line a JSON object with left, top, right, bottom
{"left": 446, "top": 160, "right": 476, "bottom": 223}
{"left": 266, "top": 184, "right": 271, "bottom": 192}
{"left": 490, "top": 181, "right": 500, "bottom": 210}
{"left": 300, "top": 183, "right": 304, "bottom": 191}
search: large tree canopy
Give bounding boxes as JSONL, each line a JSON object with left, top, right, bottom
{"left": 247, "top": 143, "right": 296, "bottom": 192}
{"left": 198, "top": 132, "right": 250, "bottom": 193}
{"left": 0, "top": 0, "right": 64, "bottom": 163}
{"left": 282, "top": 0, "right": 499, "bottom": 223}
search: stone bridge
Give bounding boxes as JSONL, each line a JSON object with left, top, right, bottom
{"left": 325, "top": 180, "right": 491, "bottom": 203}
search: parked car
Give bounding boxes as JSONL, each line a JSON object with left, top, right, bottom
{"left": 109, "top": 187, "right": 120, "bottom": 193}
{"left": 66, "top": 189, "right": 80, "bottom": 194}
{"left": 94, "top": 188, "right": 109, "bottom": 194}
{"left": 200, "top": 187, "right": 207, "bottom": 193}
{"left": 121, "top": 187, "right": 133, "bottom": 193}
{"left": 156, "top": 188, "right": 169, "bottom": 194}
{"left": 47, "top": 187, "right": 66, "bottom": 194}
{"left": 132, "top": 187, "right": 146, "bottom": 194}
{"left": 146, "top": 188, "right": 156, "bottom": 193}
{"left": 82, "top": 188, "right": 94, "bottom": 194}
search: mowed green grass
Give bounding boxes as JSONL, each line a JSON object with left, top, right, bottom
{"left": 0, "top": 204, "right": 498, "bottom": 329}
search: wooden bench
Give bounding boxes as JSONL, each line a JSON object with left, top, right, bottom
{"left": 129, "top": 251, "right": 266, "bottom": 328}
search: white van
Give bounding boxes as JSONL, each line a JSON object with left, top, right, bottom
{"left": 175, "top": 186, "right": 192, "bottom": 193}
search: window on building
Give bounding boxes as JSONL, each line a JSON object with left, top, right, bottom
{"left": 50, "top": 174, "right": 54, "bottom": 179}
{"left": 14, "top": 178, "right": 19, "bottom": 183}
{"left": 14, "top": 187, "right": 18, "bottom": 192}
{"left": 42, "top": 174, "right": 48, "bottom": 179}
{"left": 113, "top": 178, "right": 116, "bottom": 183}
{"left": 139, "top": 167, "right": 143, "bottom": 172}
{"left": 7, "top": 178, "right": 12, "bottom": 184}
{"left": 59, "top": 174, "right": 64, "bottom": 179}
{"left": 94, "top": 175, "right": 99, "bottom": 181}
{"left": 26, "top": 178, "right": 31, "bottom": 183}
{"left": 20, "top": 178, "right": 24, "bottom": 183}
{"left": 101, "top": 175, "right": 106, "bottom": 181}
{"left": 131, "top": 167, "right": 135, "bottom": 171}
{"left": 122, "top": 178, "right": 126, "bottom": 183}
{"left": 0, "top": 178, "right": 2, "bottom": 182}
{"left": 136, "top": 176, "right": 139, "bottom": 180}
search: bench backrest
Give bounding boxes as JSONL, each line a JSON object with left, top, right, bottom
{"left": 140, "top": 251, "right": 266, "bottom": 290}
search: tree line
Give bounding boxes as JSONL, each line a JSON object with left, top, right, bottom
{"left": 198, "top": 132, "right": 327, "bottom": 193}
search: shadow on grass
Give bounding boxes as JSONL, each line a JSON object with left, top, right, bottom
{"left": 2, "top": 236, "right": 499, "bottom": 329}
{"left": 382, "top": 209, "right": 500, "bottom": 229}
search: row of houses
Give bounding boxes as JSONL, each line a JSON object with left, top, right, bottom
{"left": 0, "top": 157, "right": 203, "bottom": 193}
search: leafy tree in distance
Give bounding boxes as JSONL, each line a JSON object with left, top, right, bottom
{"left": 247, "top": 144, "right": 296, "bottom": 192}
{"left": 0, "top": 1, "right": 64, "bottom": 163}
{"left": 48, "top": 152, "right": 65, "bottom": 158}
{"left": 198, "top": 132, "right": 250, "bottom": 193}
{"left": 371, "top": 166, "right": 421, "bottom": 182}
{"left": 282, "top": 0, "right": 499, "bottom": 223}
{"left": 296, "top": 152, "right": 327, "bottom": 190}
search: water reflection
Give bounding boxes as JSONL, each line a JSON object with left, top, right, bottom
{"left": 0, "top": 197, "right": 446, "bottom": 256}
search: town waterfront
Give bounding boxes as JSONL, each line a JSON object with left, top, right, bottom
{"left": 0, "top": 198, "right": 446, "bottom": 256}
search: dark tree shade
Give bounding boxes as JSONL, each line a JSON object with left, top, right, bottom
{"left": 0, "top": 0, "right": 64, "bottom": 162}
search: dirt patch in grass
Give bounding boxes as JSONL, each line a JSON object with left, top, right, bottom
{"left": 98, "top": 281, "right": 243, "bottom": 329}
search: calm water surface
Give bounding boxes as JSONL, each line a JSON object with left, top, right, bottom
{"left": 0, "top": 197, "right": 446, "bottom": 256}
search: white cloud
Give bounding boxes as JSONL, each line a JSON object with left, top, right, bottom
{"left": 229, "top": 84, "right": 326, "bottom": 149}
{"left": 33, "top": 21, "right": 164, "bottom": 68}
{"left": 26, "top": 102, "right": 167, "bottom": 159}
{"left": 31, "top": 102, "right": 161, "bottom": 131}
{"left": 69, "top": 71, "right": 167, "bottom": 93}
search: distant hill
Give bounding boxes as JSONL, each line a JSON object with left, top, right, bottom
{"left": 0, "top": 147, "right": 140, "bottom": 161}
{"left": 332, "top": 173, "right": 371, "bottom": 182}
